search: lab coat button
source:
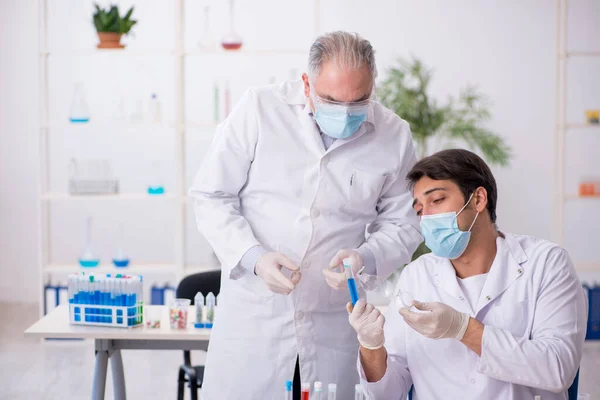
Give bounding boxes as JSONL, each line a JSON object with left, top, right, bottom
{"left": 311, "top": 208, "right": 320, "bottom": 218}
{"left": 470, "top": 379, "right": 476, "bottom": 384}
{"left": 486, "top": 295, "right": 491, "bottom": 301}
{"left": 459, "top": 296, "right": 465, "bottom": 300}
{"left": 518, "top": 268, "right": 523, "bottom": 274}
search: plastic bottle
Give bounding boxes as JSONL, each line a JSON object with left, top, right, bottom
{"left": 194, "top": 292, "right": 205, "bottom": 328}
{"left": 205, "top": 292, "right": 216, "bottom": 328}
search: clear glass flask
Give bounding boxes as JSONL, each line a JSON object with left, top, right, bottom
{"left": 79, "top": 217, "right": 100, "bottom": 267}
{"left": 198, "top": 5, "right": 216, "bottom": 50}
{"left": 221, "top": 0, "right": 243, "bottom": 50}
{"left": 112, "top": 222, "right": 130, "bottom": 267}
{"left": 354, "top": 384, "right": 363, "bottom": 400}
{"left": 69, "top": 82, "right": 90, "bottom": 123}
{"left": 147, "top": 161, "right": 165, "bottom": 195}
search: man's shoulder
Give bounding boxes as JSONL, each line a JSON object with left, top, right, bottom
{"left": 372, "top": 103, "right": 410, "bottom": 135}
{"left": 505, "top": 232, "right": 566, "bottom": 260}
{"left": 401, "top": 253, "right": 441, "bottom": 280}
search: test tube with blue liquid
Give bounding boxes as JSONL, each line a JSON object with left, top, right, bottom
{"left": 344, "top": 258, "right": 359, "bottom": 306}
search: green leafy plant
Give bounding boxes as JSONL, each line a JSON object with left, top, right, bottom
{"left": 378, "top": 57, "right": 511, "bottom": 166}
{"left": 93, "top": 4, "right": 137, "bottom": 35}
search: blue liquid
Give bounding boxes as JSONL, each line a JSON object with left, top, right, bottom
{"left": 112, "top": 258, "right": 130, "bottom": 267}
{"left": 147, "top": 186, "right": 165, "bottom": 195}
{"left": 79, "top": 259, "right": 100, "bottom": 268}
{"left": 69, "top": 118, "right": 90, "bottom": 123}
{"left": 347, "top": 278, "right": 359, "bottom": 305}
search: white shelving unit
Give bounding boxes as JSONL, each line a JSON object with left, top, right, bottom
{"left": 36, "top": 0, "right": 320, "bottom": 316}
{"left": 554, "top": 0, "right": 600, "bottom": 272}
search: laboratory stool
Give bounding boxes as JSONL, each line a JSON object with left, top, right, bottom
{"left": 176, "top": 270, "right": 221, "bottom": 400}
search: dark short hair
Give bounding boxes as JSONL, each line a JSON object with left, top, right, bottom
{"left": 406, "top": 149, "right": 498, "bottom": 223}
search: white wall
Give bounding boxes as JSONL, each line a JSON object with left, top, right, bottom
{"left": 0, "top": 0, "right": 40, "bottom": 302}
{"left": 1, "top": 0, "right": 598, "bottom": 303}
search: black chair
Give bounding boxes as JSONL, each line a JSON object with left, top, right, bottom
{"left": 176, "top": 270, "right": 221, "bottom": 400}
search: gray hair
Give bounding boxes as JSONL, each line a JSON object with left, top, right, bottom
{"left": 308, "top": 31, "right": 377, "bottom": 81}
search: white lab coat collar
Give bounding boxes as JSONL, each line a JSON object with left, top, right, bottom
{"left": 435, "top": 233, "right": 528, "bottom": 315}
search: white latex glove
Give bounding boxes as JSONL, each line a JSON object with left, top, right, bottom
{"left": 255, "top": 252, "right": 302, "bottom": 295}
{"left": 347, "top": 299, "right": 385, "bottom": 350}
{"left": 399, "top": 300, "right": 470, "bottom": 340}
{"left": 323, "top": 249, "right": 363, "bottom": 290}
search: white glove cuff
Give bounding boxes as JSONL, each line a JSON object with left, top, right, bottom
{"left": 454, "top": 312, "right": 470, "bottom": 341}
{"left": 358, "top": 336, "right": 384, "bottom": 350}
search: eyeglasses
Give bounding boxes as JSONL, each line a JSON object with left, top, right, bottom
{"left": 309, "top": 83, "right": 375, "bottom": 114}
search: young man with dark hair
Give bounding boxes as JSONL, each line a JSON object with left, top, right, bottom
{"left": 348, "top": 149, "right": 587, "bottom": 399}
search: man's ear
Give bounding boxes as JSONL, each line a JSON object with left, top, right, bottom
{"left": 474, "top": 186, "right": 488, "bottom": 214}
{"left": 302, "top": 73, "right": 310, "bottom": 97}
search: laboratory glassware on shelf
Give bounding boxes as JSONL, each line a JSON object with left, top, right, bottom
{"left": 147, "top": 161, "right": 165, "bottom": 195}
{"left": 112, "top": 223, "right": 130, "bottom": 268}
{"left": 197, "top": 5, "right": 216, "bottom": 50}
{"left": 68, "top": 273, "right": 143, "bottom": 328}
{"left": 221, "top": 0, "right": 243, "bottom": 50}
{"left": 69, "top": 82, "right": 90, "bottom": 123}
{"left": 147, "top": 93, "right": 162, "bottom": 124}
{"left": 79, "top": 217, "right": 100, "bottom": 268}
{"left": 194, "top": 292, "right": 205, "bottom": 328}
{"left": 68, "top": 158, "right": 119, "bottom": 195}
{"left": 213, "top": 82, "right": 220, "bottom": 123}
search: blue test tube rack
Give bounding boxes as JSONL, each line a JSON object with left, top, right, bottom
{"left": 68, "top": 273, "right": 143, "bottom": 329}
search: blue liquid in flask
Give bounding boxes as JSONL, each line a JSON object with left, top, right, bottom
{"left": 347, "top": 277, "right": 359, "bottom": 305}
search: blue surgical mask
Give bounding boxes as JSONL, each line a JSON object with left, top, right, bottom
{"left": 314, "top": 109, "right": 367, "bottom": 139}
{"left": 420, "top": 194, "right": 479, "bottom": 259}
{"left": 309, "top": 84, "right": 370, "bottom": 139}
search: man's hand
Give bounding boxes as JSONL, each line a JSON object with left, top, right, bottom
{"left": 255, "top": 252, "right": 301, "bottom": 295}
{"left": 347, "top": 299, "right": 385, "bottom": 350}
{"left": 323, "top": 249, "right": 364, "bottom": 290}
{"left": 399, "top": 300, "right": 469, "bottom": 340}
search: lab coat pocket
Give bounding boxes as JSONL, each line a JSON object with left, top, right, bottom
{"left": 492, "top": 297, "right": 530, "bottom": 337}
{"left": 349, "top": 168, "right": 386, "bottom": 211}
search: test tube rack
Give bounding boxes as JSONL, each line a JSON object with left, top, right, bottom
{"left": 68, "top": 273, "right": 143, "bottom": 329}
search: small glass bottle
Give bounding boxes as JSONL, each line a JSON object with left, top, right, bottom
{"left": 69, "top": 82, "right": 90, "bottom": 123}
{"left": 148, "top": 93, "right": 162, "bottom": 124}
{"left": 221, "top": 0, "right": 243, "bottom": 50}
{"left": 284, "top": 380, "right": 293, "bottom": 400}
{"left": 354, "top": 384, "right": 363, "bottom": 400}
{"left": 313, "top": 381, "right": 322, "bottom": 400}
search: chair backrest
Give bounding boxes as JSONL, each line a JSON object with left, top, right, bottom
{"left": 176, "top": 270, "right": 221, "bottom": 304}
{"left": 407, "top": 368, "right": 579, "bottom": 400}
{"left": 568, "top": 368, "right": 579, "bottom": 400}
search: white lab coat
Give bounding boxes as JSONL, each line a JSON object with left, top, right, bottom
{"left": 189, "top": 80, "right": 421, "bottom": 399}
{"left": 360, "top": 233, "right": 588, "bottom": 400}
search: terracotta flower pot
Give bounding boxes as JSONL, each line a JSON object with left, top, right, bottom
{"left": 97, "top": 32, "right": 124, "bottom": 49}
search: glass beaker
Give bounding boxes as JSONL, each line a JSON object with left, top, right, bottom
{"left": 69, "top": 82, "right": 90, "bottom": 123}
{"left": 145, "top": 306, "right": 162, "bottom": 329}
{"left": 198, "top": 5, "right": 216, "bottom": 50}
{"left": 221, "top": 0, "right": 243, "bottom": 51}
{"left": 169, "top": 298, "right": 191, "bottom": 329}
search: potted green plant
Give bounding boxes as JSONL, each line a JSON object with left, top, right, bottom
{"left": 92, "top": 4, "right": 137, "bottom": 49}
{"left": 377, "top": 57, "right": 512, "bottom": 293}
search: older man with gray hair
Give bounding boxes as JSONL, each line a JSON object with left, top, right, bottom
{"left": 190, "top": 31, "right": 421, "bottom": 399}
